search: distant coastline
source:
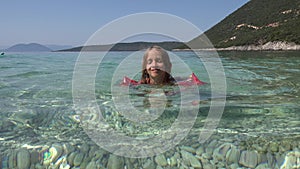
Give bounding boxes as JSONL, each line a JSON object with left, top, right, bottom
{"left": 3, "top": 41, "right": 300, "bottom": 52}
{"left": 214, "top": 41, "right": 300, "bottom": 51}
{"left": 174, "top": 41, "right": 300, "bottom": 51}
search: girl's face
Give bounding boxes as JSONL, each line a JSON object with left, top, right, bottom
{"left": 145, "top": 49, "right": 167, "bottom": 83}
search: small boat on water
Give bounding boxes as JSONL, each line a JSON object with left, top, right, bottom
{"left": 0, "top": 52, "right": 4, "bottom": 55}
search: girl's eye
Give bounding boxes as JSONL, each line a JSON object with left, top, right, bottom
{"left": 156, "top": 59, "right": 162, "bottom": 63}
{"left": 147, "top": 59, "right": 152, "bottom": 64}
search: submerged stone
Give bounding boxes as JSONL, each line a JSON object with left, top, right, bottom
{"left": 280, "top": 150, "right": 300, "bottom": 169}
{"left": 255, "top": 162, "right": 270, "bottom": 169}
{"left": 169, "top": 156, "right": 177, "bottom": 166}
{"left": 17, "top": 149, "right": 31, "bottom": 169}
{"left": 196, "top": 146, "right": 205, "bottom": 156}
{"left": 73, "top": 152, "right": 85, "bottom": 167}
{"left": 67, "top": 152, "right": 76, "bottom": 166}
{"left": 51, "top": 144, "right": 63, "bottom": 163}
{"left": 213, "top": 143, "right": 233, "bottom": 161}
{"left": 79, "top": 143, "right": 90, "bottom": 153}
{"left": 143, "top": 159, "right": 156, "bottom": 169}
{"left": 8, "top": 150, "right": 17, "bottom": 168}
{"left": 239, "top": 150, "right": 258, "bottom": 168}
{"left": 266, "top": 152, "right": 277, "bottom": 168}
{"left": 86, "top": 160, "right": 97, "bottom": 169}
{"left": 180, "top": 146, "right": 196, "bottom": 154}
{"left": 269, "top": 142, "right": 279, "bottom": 152}
{"left": 181, "top": 150, "right": 202, "bottom": 168}
{"left": 154, "top": 154, "right": 168, "bottom": 167}
{"left": 62, "top": 143, "right": 75, "bottom": 155}
{"left": 226, "top": 146, "right": 240, "bottom": 164}
{"left": 30, "top": 150, "right": 40, "bottom": 164}
{"left": 107, "top": 154, "right": 124, "bottom": 169}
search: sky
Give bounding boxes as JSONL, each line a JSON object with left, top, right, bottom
{"left": 0, "top": 0, "right": 249, "bottom": 48}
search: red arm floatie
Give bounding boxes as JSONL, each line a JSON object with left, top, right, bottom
{"left": 176, "top": 73, "right": 206, "bottom": 86}
{"left": 191, "top": 72, "right": 206, "bottom": 85}
{"left": 120, "top": 76, "right": 139, "bottom": 86}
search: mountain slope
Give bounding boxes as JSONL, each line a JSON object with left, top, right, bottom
{"left": 5, "top": 43, "right": 52, "bottom": 52}
{"left": 45, "top": 44, "right": 73, "bottom": 51}
{"left": 189, "top": 0, "right": 300, "bottom": 48}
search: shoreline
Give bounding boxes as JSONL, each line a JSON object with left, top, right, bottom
{"left": 173, "top": 41, "right": 300, "bottom": 51}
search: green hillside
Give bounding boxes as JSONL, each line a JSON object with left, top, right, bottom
{"left": 189, "top": 0, "right": 300, "bottom": 48}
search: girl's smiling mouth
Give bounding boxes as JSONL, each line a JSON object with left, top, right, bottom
{"left": 149, "top": 67, "right": 162, "bottom": 73}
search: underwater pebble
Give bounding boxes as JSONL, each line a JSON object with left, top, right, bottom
{"left": 279, "top": 141, "right": 292, "bottom": 153}
{"left": 124, "top": 158, "right": 135, "bottom": 169}
{"left": 275, "top": 153, "right": 285, "bottom": 167}
{"left": 252, "top": 144, "right": 265, "bottom": 153}
{"left": 228, "top": 163, "right": 239, "bottom": 169}
{"left": 196, "top": 146, "right": 205, "bottom": 156}
{"left": 207, "top": 140, "right": 218, "bottom": 148}
{"left": 143, "top": 159, "right": 156, "bottom": 169}
{"left": 213, "top": 143, "right": 233, "bottom": 161}
{"left": 202, "top": 152, "right": 212, "bottom": 159}
{"left": 1, "top": 155, "right": 8, "bottom": 169}
{"left": 49, "top": 144, "right": 63, "bottom": 164}
{"left": 205, "top": 147, "right": 214, "bottom": 158}
{"left": 169, "top": 156, "right": 177, "bottom": 166}
{"left": 225, "top": 146, "right": 240, "bottom": 164}
{"left": 255, "top": 162, "right": 270, "bottom": 169}
{"left": 180, "top": 150, "right": 191, "bottom": 166}
{"left": 0, "top": 155, "right": 2, "bottom": 168}
{"left": 73, "top": 152, "right": 85, "bottom": 166}
{"left": 67, "top": 152, "right": 76, "bottom": 166}
{"left": 8, "top": 150, "right": 17, "bottom": 168}
{"left": 180, "top": 146, "right": 196, "bottom": 154}
{"left": 87, "top": 146, "right": 97, "bottom": 158}
{"left": 154, "top": 154, "right": 168, "bottom": 167}
{"left": 79, "top": 143, "right": 90, "bottom": 153}
{"left": 266, "top": 152, "right": 277, "bottom": 168}
{"left": 203, "top": 163, "right": 215, "bottom": 169}
{"left": 181, "top": 150, "right": 202, "bottom": 168}
{"left": 58, "top": 156, "right": 70, "bottom": 169}
{"left": 269, "top": 142, "right": 279, "bottom": 152}
{"left": 280, "top": 150, "right": 300, "bottom": 169}
{"left": 257, "top": 153, "right": 267, "bottom": 164}
{"left": 80, "top": 156, "right": 92, "bottom": 169}
{"left": 54, "top": 155, "right": 67, "bottom": 167}
{"left": 93, "top": 149, "right": 105, "bottom": 160}
{"left": 107, "top": 154, "right": 124, "bottom": 169}
{"left": 17, "top": 148, "right": 31, "bottom": 169}
{"left": 30, "top": 150, "right": 40, "bottom": 164}
{"left": 86, "top": 160, "right": 97, "bottom": 169}
{"left": 156, "top": 165, "right": 164, "bottom": 169}
{"left": 60, "top": 164, "right": 70, "bottom": 169}
{"left": 190, "top": 157, "right": 202, "bottom": 168}
{"left": 35, "top": 163, "right": 45, "bottom": 169}
{"left": 239, "top": 150, "right": 258, "bottom": 168}
{"left": 62, "top": 143, "right": 75, "bottom": 155}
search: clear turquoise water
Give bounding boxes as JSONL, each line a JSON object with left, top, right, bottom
{"left": 0, "top": 51, "right": 299, "bottom": 161}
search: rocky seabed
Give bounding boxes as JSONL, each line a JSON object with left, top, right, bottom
{"left": 1, "top": 139, "right": 299, "bottom": 169}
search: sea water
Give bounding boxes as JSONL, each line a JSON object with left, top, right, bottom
{"left": 0, "top": 51, "right": 299, "bottom": 168}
